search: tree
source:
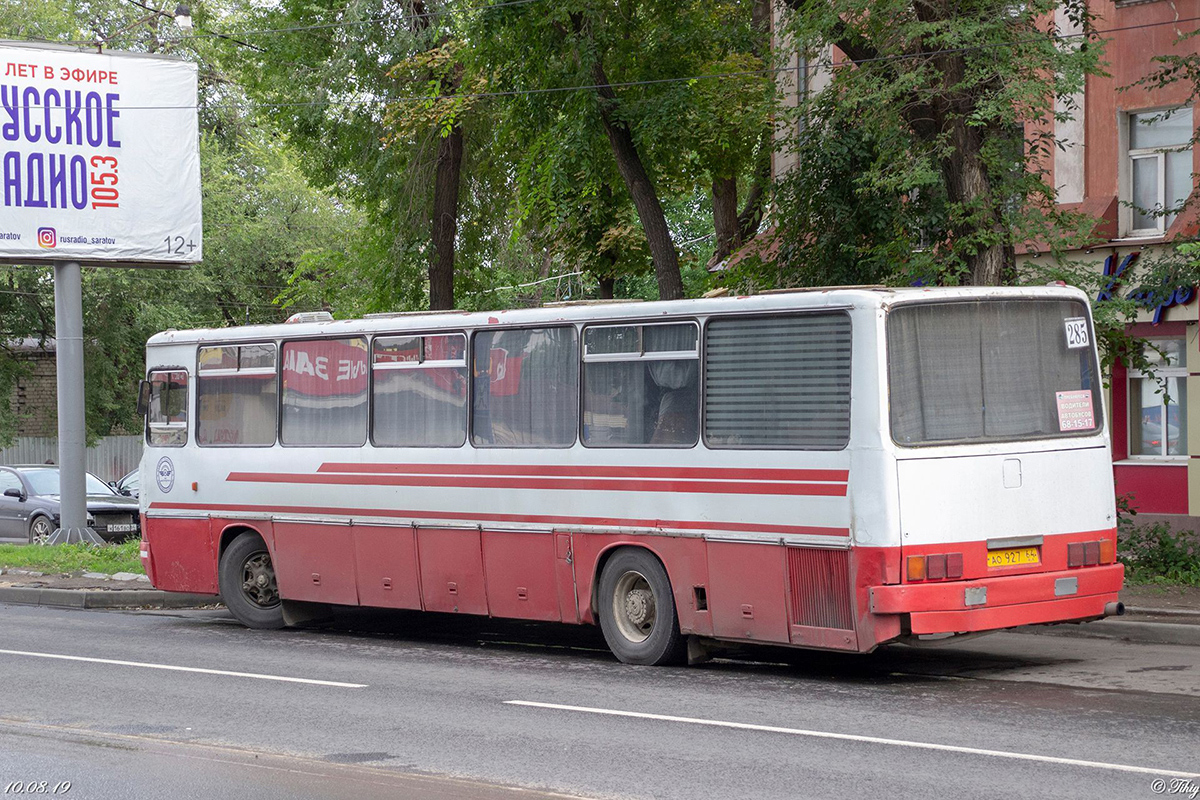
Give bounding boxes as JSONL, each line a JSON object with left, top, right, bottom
{"left": 470, "top": 0, "right": 768, "bottom": 300}
{"left": 777, "top": 0, "right": 1103, "bottom": 286}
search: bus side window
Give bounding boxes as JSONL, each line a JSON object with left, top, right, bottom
{"left": 280, "top": 338, "right": 369, "bottom": 446}
{"left": 472, "top": 327, "right": 578, "bottom": 447}
{"left": 372, "top": 333, "right": 468, "bottom": 447}
{"left": 147, "top": 370, "right": 189, "bottom": 447}
{"left": 582, "top": 322, "right": 699, "bottom": 447}
{"left": 197, "top": 344, "right": 278, "bottom": 447}
{"left": 704, "top": 313, "right": 852, "bottom": 450}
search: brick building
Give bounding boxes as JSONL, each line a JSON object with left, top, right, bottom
{"left": 5, "top": 338, "right": 57, "bottom": 438}
{"left": 767, "top": 2, "right": 1200, "bottom": 528}
{"left": 1015, "top": 2, "right": 1200, "bottom": 529}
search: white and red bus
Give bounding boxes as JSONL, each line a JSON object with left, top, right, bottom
{"left": 137, "top": 286, "right": 1124, "bottom": 665}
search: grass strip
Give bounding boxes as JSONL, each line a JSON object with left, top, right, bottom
{"left": 0, "top": 541, "right": 143, "bottom": 576}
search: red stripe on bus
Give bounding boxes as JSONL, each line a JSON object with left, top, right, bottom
{"left": 149, "top": 501, "right": 850, "bottom": 537}
{"left": 316, "top": 462, "right": 849, "bottom": 483}
{"left": 227, "top": 471, "right": 848, "bottom": 497}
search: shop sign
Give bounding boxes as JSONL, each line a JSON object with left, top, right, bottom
{"left": 1095, "top": 251, "right": 1195, "bottom": 325}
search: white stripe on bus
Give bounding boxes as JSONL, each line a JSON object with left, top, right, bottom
{"left": 0, "top": 649, "right": 367, "bottom": 688}
{"left": 504, "top": 701, "right": 1198, "bottom": 779}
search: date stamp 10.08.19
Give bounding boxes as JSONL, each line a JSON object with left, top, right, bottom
{"left": 3, "top": 783, "right": 72, "bottom": 795}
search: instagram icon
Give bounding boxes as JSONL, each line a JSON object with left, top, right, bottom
{"left": 36, "top": 227, "right": 57, "bottom": 248}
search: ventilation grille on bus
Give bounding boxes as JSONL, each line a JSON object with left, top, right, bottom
{"left": 704, "top": 314, "right": 852, "bottom": 450}
{"left": 787, "top": 547, "right": 854, "bottom": 630}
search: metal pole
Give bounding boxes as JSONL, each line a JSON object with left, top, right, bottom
{"left": 48, "top": 261, "right": 101, "bottom": 545}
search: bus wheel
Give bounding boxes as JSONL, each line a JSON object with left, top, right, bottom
{"left": 598, "top": 548, "right": 686, "bottom": 666}
{"left": 219, "top": 532, "right": 285, "bottom": 630}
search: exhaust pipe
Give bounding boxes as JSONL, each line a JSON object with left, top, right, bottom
{"left": 1104, "top": 601, "right": 1125, "bottom": 617}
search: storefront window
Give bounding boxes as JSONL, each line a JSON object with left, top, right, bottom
{"left": 1129, "top": 339, "right": 1188, "bottom": 458}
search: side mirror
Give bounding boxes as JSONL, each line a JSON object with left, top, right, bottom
{"left": 3, "top": 487, "right": 25, "bottom": 500}
{"left": 136, "top": 379, "right": 152, "bottom": 417}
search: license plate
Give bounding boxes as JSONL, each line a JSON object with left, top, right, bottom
{"left": 106, "top": 523, "right": 137, "bottom": 533}
{"left": 987, "top": 546, "right": 1040, "bottom": 568}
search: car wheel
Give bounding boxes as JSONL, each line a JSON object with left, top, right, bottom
{"left": 28, "top": 516, "right": 53, "bottom": 544}
{"left": 597, "top": 548, "right": 686, "bottom": 666}
{"left": 218, "top": 532, "right": 285, "bottom": 630}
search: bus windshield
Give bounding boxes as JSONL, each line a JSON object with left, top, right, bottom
{"left": 888, "top": 298, "right": 1101, "bottom": 446}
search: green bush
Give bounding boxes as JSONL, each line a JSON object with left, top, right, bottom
{"left": 1118, "top": 523, "right": 1200, "bottom": 586}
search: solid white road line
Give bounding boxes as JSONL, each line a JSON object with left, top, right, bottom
{"left": 0, "top": 649, "right": 367, "bottom": 688}
{"left": 505, "top": 700, "right": 1199, "bottom": 779}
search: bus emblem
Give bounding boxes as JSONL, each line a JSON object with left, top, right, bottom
{"left": 156, "top": 456, "right": 175, "bottom": 493}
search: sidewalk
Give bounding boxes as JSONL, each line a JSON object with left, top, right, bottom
{"left": 0, "top": 568, "right": 218, "bottom": 609}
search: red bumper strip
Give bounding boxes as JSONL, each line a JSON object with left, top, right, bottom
{"left": 909, "top": 594, "right": 1118, "bottom": 635}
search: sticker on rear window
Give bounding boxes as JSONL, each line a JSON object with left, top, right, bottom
{"left": 1056, "top": 389, "right": 1095, "bottom": 432}
{"left": 1064, "top": 317, "right": 1089, "bottom": 349}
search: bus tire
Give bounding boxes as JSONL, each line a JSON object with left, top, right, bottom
{"left": 597, "top": 548, "right": 686, "bottom": 666}
{"left": 219, "top": 532, "right": 285, "bottom": 630}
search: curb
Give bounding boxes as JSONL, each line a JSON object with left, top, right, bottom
{"left": 0, "top": 586, "right": 220, "bottom": 610}
{"left": 1017, "top": 618, "right": 1200, "bottom": 647}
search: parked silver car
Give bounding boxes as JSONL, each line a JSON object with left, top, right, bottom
{"left": 0, "top": 465, "right": 141, "bottom": 543}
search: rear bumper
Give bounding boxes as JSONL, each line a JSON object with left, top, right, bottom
{"left": 870, "top": 564, "right": 1124, "bottom": 635}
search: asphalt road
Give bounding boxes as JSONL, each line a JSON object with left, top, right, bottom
{"left": 0, "top": 603, "right": 1196, "bottom": 800}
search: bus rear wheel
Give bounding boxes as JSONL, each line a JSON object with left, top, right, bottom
{"left": 597, "top": 548, "right": 686, "bottom": 666}
{"left": 219, "top": 532, "right": 285, "bottom": 630}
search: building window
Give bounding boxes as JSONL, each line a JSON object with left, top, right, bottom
{"left": 582, "top": 321, "right": 699, "bottom": 447}
{"left": 1128, "top": 107, "right": 1193, "bottom": 236}
{"left": 196, "top": 344, "right": 278, "bottom": 447}
{"left": 1129, "top": 339, "right": 1188, "bottom": 458}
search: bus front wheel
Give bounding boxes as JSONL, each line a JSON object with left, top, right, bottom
{"left": 219, "top": 532, "right": 285, "bottom": 630}
{"left": 597, "top": 548, "right": 686, "bottom": 666}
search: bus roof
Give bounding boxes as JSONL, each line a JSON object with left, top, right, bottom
{"left": 146, "top": 284, "right": 1089, "bottom": 346}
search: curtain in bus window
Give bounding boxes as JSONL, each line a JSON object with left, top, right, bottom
{"left": 281, "top": 339, "right": 369, "bottom": 446}
{"left": 147, "top": 371, "right": 188, "bottom": 447}
{"left": 472, "top": 327, "right": 578, "bottom": 447}
{"left": 197, "top": 374, "right": 277, "bottom": 445}
{"left": 373, "top": 334, "right": 467, "bottom": 447}
{"left": 888, "top": 300, "right": 1099, "bottom": 445}
{"left": 582, "top": 323, "right": 698, "bottom": 447}
{"left": 704, "top": 314, "right": 852, "bottom": 449}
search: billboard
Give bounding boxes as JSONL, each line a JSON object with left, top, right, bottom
{"left": 0, "top": 42, "right": 201, "bottom": 265}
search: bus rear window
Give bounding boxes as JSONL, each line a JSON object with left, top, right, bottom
{"left": 888, "top": 299, "right": 1101, "bottom": 445}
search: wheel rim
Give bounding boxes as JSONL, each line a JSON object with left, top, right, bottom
{"left": 241, "top": 551, "right": 279, "bottom": 608}
{"left": 31, "top": 518, "right": 51, "bottom": 542}
{"left": 612, "top": 570, "right": 657, "bottom": 644}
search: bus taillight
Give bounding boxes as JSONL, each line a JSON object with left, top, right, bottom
{"left": 906, "top": 553, "right": 963, "bottom": 581}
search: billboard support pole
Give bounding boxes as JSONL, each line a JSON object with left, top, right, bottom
{"left": 47, "top": 260, "right": 101, "bottom": 545}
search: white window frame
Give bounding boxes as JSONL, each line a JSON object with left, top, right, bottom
{"left": 1128, "top": 151, "right": 1167, "bottom": 237}
{"left": 1122, "top": 107, "right": 1193, "bottom": 238}
{"left": 1127, "top": 339, "right": 1188, "bottom": 460}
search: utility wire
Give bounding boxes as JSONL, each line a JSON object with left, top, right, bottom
{"left": 6, "top": 15, "right": 1199, "bottom": 112}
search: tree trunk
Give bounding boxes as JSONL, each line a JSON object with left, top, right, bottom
{"left": 712, "top": 175, "right": 740, "bottom": 262}
{"left": 591, "top": 62, "right": 684, "bottom": 301}
{"left": 941, "top": 115, "right": 1005, "bottom": 286}
{"left": 598, "top": 275, "right": 616, "bottom": 299}
{"left": 430, "top": 122, "right": 463, "bottom": 310}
